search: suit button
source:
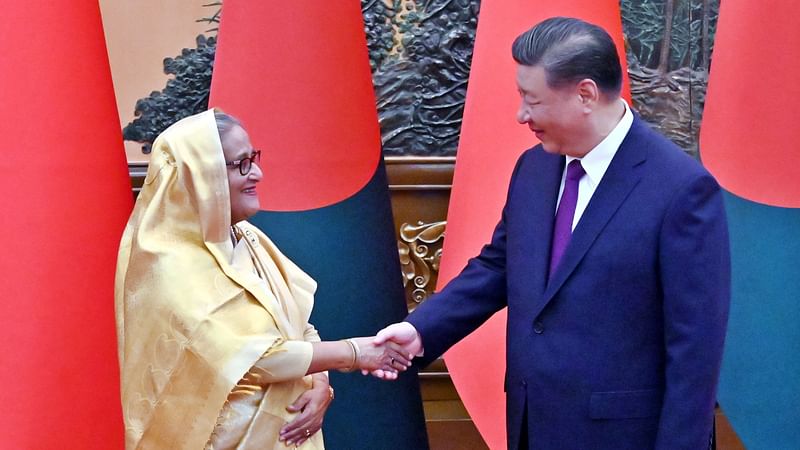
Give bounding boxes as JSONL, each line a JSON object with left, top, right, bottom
{"left": 533, "top": 321, "right": 544, "bottom": 334}
{"left": 520, "top": 380, "right": 527, "bottom": 387}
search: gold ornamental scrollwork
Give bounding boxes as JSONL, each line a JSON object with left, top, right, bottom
{"left": 398, "top": 220, "right": 446, "bottom": 311}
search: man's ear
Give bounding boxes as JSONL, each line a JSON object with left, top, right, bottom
{"left": 576, "top": 78, "right": 600, "bottom": 111}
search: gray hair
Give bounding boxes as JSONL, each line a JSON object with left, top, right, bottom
{"left": 213, "top": 110, "right": 243, "bottom": 140}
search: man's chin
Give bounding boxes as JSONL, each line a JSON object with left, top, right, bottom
{"left": 540, "top": 143, "right": 559, "bottom": 154}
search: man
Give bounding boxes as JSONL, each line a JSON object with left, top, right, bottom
{"left": 375, "top": 17, "right": 730, "bottom": 450}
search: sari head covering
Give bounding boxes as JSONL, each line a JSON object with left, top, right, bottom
{"left": 115, "top": 110, "right": 320, "bottom": 449}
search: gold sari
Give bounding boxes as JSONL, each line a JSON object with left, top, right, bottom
{"left": 115, "top": 110, "right": 324, "bottom": 449}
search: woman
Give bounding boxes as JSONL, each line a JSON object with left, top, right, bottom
{"left": 115, "top": 110, "right": 410, "bottom": 449}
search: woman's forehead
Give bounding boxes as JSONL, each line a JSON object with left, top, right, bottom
{"left": 221, "top": 126, "right": 253, "bottom": 158}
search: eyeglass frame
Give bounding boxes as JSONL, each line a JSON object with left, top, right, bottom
{"left": 225, "top": 150, "right": 261, "bottom": 176}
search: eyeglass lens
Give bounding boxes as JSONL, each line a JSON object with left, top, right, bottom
{"left": 239, "top": 158, "right": 251, "bottom": 176}
{"left": 237, "top": 151, "right": 260, "bottom": 176}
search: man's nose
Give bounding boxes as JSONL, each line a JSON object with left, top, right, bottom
{"left": 516, "top": 104, "right": 529, "bottom": 124}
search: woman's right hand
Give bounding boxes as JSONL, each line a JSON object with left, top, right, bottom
{"left": 348, "top": 337, "right": 413, "bottom": 378}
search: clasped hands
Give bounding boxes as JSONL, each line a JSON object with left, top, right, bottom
{"left": 333, "top": 322, "right": 422, "bottom": 380}
{"left": 279, "top": 322, "right": 422, "bottom": 445}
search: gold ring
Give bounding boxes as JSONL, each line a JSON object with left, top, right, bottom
{"left": 305, "top": 429, "right": 311, "bottom": 437}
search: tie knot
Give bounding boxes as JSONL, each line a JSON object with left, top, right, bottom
{"left": 566, "top": 160, "right": 585, "bottom": 181}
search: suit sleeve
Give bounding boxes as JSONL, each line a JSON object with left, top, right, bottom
{"left": 655, "top": 172, "right": 731, "bottom": 450}
{"left": 405, "top": 151, "right": 530, "bottom": 366}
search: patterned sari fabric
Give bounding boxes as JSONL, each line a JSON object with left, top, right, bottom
{"left": 115, "top": 110, "right": 324, "bottom": 449}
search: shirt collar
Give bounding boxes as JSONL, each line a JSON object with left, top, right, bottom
{"left": 566, "top": 99, "right": 633, "bottom": 185}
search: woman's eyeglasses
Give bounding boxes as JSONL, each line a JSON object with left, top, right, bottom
{"left": 225, "top": 150, "right": 261, "bottom": 176}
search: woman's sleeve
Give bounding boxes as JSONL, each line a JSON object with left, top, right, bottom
{"left": 303, "top": 322, "right": 321, "bottom": 343}
{"left": 249, "top": 337, "right": 313, "bottom": 383}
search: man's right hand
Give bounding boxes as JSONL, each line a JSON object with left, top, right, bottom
{"left": 367, "top": 322, "right": 423, "bottom": 379}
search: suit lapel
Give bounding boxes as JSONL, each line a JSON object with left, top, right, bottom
{"left": 526, "top": 151, "right": 564, "bottom": 295}
{"left": 535, "top": 119, "right": 650, "bottom": 317}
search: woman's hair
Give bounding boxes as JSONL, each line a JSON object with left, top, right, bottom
{"left": 214, "top": 110, "right": 243, "bottom": 140}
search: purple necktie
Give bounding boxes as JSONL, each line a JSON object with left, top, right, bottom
{"left": 549, "top": 160, "right": 585, "bottom": 278}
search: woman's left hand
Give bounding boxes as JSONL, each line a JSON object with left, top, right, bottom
{"left": 279, "top": 374, "right": 333, "bottom": 447}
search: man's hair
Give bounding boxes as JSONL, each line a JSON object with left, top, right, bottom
{"left": 511, "top": 17, "right": 622, "bottom": 97}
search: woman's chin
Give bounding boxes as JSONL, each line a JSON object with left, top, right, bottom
{"left": 245, "top": 206, "right": 261, "bottom": 221}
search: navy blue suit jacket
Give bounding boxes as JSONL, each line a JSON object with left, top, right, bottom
{"left": 407, "top": 116, "right": 730, "bottom": 450}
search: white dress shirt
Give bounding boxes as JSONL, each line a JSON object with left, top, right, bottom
{"left": 556, "top": 100, "right": 634, "bottom": 230}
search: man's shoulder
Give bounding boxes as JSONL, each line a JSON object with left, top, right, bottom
{"left": 507, "top": 145, "right": 563, "bottom": 187}
{"left": 628, "top": 116, "right": 709, "bottom": 177}
{"left": 627, "top": 115, "right": 679, "bottom": 153}
{"left": 514, "top": 143, "right": 558, "bottom": 168}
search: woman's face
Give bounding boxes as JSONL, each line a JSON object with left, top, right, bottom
{"left": 221, "top": 125, "right": 262, "bottom": 224}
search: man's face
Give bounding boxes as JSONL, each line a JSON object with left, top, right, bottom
{"left": 515, "top": 64, "right": 586, "bottom": 156}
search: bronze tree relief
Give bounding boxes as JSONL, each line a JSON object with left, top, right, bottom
{"left": 122, "top": 0, "right": 718, "bottom": 158}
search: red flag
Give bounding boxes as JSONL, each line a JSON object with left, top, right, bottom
{"left": 438, "top": 2, "right": 628, "bottom": 447}
{"left": 700, "top": 1, "right": 800, "bottom": 448}
{"left": 0, "top": 1, "right": 130, "bottom": 447}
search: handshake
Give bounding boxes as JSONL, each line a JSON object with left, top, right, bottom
{"left": 343, "top": 322, "right": 423, "bottom": 381}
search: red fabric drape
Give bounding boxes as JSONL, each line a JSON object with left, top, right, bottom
{"left": 700, "top": 0, "right": 800, "bottom": 207}
{"left": 210, "top": 1, "right": 380, "bottom": 212}
{"left": 0, "top": 2, "right": 130, "bottom": 448}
